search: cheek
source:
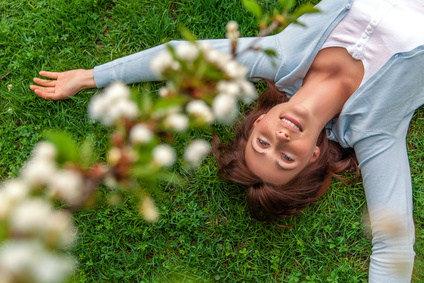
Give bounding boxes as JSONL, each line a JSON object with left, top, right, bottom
{"left": 254, "top": 118, "right": 272, "bottom": 134}
{"left": 294, "top": 141, "right": 316, "bottom": 158}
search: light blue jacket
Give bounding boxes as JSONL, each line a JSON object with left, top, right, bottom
{"left": 94, "top": 0, "right": 423, "bottom": 281}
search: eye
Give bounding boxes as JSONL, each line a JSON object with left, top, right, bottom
{"left": 257, "top": 138, "right": 269, "bottom": 147}
{"left": 282, "top": 154, "right": 294, "bottom": 162}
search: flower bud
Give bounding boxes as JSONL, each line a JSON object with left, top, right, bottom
{"left": 32, "top": 142, "right": 56, "bottom": 162}
{"left": 212, "top": 93, "right": 239, "bottom": 124}
{"left": 152, "top": 144, "right": 176, "bottom": 167}
{"left": 176, "top": 43, "right": 200, "bottom": 62}
{"left": 129, "top": 123, "right": 154, "bottom": 145}
{"left": 48, "top": 170, "right": 83, "bottom": 206}
{"left": 140, "top": 196, "right": 160, "bottom": 223}
{"left": 226, "top": 21, "right": 240, "bottom": 42}
{"left": 164, "top": 113, "right": 189, "bottom": 132}
{"left": 108, "top": 147, "right": 122, "bottom": 165}
{"left": 184, "top": 139, "right": 211, "bottom": 168}
{"left": 186, "top": 100, "right": 214, "bottom": 124}
{"left": 150, "top": 51, "right": 175, "bottom": 75}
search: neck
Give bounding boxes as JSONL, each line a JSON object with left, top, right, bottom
{"left": 288, "top": 47, "right": 364, "bottom": 131}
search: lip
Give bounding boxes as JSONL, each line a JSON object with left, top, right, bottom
{"left": 280, "top": 115, "right": 303, "bottom": 132}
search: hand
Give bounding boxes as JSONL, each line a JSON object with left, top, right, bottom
{"left": 30, "top": 69, "right": 96, "bottom": 100}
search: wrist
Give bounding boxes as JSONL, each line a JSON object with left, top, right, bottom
{"left": 81, "top": 69, "right": 96, "bottom": 89}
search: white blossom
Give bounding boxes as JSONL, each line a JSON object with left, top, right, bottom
{"left": 150, "top": 51, "right": 176, "bottom": 75}
{"left": 223, "top": 61, "right": 248, "bottom": 80}
{"left": 32, "top": 142, "right": 56, "bottom": 162}
{"left": 217, "top": 81, "right": 240, "bottom": 96}
{"left": 0, "top": 241, "right": 75, "bottom": 283}
{"left": 152, "top": 144, "right": 176, "bottom": 167}
{"left": 107, "top": 147, "right": 122, "bottom": 165}
{"left": 21, "top": 158, "right": 56, "bottom": 187}
{"left": 130, "top": 123, "right": 154, "bottom": 145}
{"left": 9, "top": 198, "right": 53, "bottom": 234}
{"left": 158, "top": 86, "right": 172, "bottom": 98}
{"left": 0, "top": 180, "right": 29, "bottom": 218}
{"left": 198, "top": 42, "right": 212, "bottom": 53}
{"left": 47, "top": 170, "right": 83, "bottom": 205}
{"left": 184, "top": 139, "right": 211, "bottom": 168}
{"left": 212, "top": 93, "right": 239, "bottom": 124}
{"left": 176, "top": 43, "right": 200, "bottom": 62}
{"left": 31, "top": 252, "right": 75, "bottom": 283}
{"left": 107, "top": 99, "right": 139, "bottom": 123}
{"left": 237, "top": 80, "right": 258, "bottom": 104}
{"left": 186, "top": 100, "right": 214, "bottom": 124}
{"left": 87, "top": 94, "right": 109, "bottom": 121}
{"left": 204, "top": 49, "right": 232, "bottom": 68}
{"left": 7, "top": 84, "right": 13, "bottom": 91}
{"left": 226, "top": 21, "right": 240, "bottom": 41}
{"left": 0, "top": 240, "right": 40, "bottom": 275}
{"left": 103, "top": 81, "right": 130, "bottom": 100}
{"left": 88, "top": 83, "right": 139, "bottom": 126}
{"left": 165, "top": 113, "right": 189, "bottom": 132}
{"left": 140, "top": 196, "right": 160, "bottom": 223}
{"left": 44, "top": 211, "right": 76, "bottom": 248}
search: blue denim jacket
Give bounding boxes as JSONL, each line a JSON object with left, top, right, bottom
{"left": 94, "top": 0, "right": 423, "bottom": 281}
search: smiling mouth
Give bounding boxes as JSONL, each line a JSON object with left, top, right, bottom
{"left": 280, "top": 116, "right": 303, "bottom": 132}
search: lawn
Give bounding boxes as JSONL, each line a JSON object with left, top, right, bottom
{"left": 0, "top": 0, "right": 423, "bottom": 282}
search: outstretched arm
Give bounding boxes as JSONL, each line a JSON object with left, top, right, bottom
{"left": 31, "top": 36, "right": 281, "bottom": 100}
{"left": 30, "top": 69, "right": 96, "bottom": 100}
{"left": 354, "top": 136, "right": 415, "bottom": 282}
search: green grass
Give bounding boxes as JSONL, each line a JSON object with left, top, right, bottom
{"left": 1, "top": 0, "right": 423, "bottom": 282}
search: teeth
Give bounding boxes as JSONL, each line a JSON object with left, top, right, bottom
{"left": 282, "top": 118, "right": 300, "bottom": 131}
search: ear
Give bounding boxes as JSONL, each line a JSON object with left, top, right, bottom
{"left": 252, "top": 114, "right": 266, "bottom": 127}
{"left": 309, "top": 146, "right": 321, "bottom": 163}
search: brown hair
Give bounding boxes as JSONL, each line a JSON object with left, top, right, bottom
{"left": 213, "top": 80, "right": 359, "bottom": 221}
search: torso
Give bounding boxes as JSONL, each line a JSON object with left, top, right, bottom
{"left": 321, "top": 0, "right": 424, "bottom": 85}
{"left": 304, "top": 47, "right": 364, "bottom": 101}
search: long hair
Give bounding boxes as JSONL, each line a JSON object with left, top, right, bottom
{"left": 213, "top": 79, "right": 359, "bottom": 221}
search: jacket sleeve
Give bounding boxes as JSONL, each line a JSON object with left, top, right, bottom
{"left": 353, "top": 134, "right": 415, "bottom": 283}
{"left": 93, "top": 36, "right": 282, "bottom": 88}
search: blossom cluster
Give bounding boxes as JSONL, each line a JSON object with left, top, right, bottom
{"left": 150, "top": 26, "right": 257, "bottom": 125}
{"left": 89, "top": 82, "right": 212, "bottom": 169}
{"left": 0, "top": 142, "right": 76, "bottom": 283}
{"left": 88, "top": 82, "right": 139, "bottom": 126}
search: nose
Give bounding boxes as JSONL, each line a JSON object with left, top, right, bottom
{"left": 276, "top": 130, "right": 290, "bottom": 141}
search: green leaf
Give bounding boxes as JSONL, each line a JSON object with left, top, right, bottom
{"left": 140, "top": 90, "right": 153, "bottom": 116}
{"left": 79, "top": 136, "right": 96, "bottom": 167}
{"left": 179, "top": 26, "right": 197, "bottom": 42}
{"left": 262, "top": 49, "right": 278, "bottom": 67}
{"left": 43, "top": 130, "right": 78, "bottom": 164}
{"left": 278, "top": 0, "right": 295, "bottom": 11}
{"left": 262, "top": 49, "right": 277, "bottom": 58}
{"left": 292, "top": 4, "right": 320, "bottom": 19}
{"left": 242, "top": 0, "right": 263, "bottom": 20}
{"left": 152, "top": 96, "right": 187, "bottom": 113}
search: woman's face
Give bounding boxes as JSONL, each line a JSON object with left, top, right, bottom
{"left": 244, "top": 102, "right": 321, "bottom": 186}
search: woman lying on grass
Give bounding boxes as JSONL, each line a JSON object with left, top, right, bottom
{"left": 30, "top": 0, "right": 424, "bottom": 281}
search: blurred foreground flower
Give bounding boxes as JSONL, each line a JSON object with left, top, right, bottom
{"left": 129, "top": 123, "right": 154, "bottom": 145}
{"left": 140, "top": 196, "right": 160, "bottom": 223}
{"left": 150, "top": 39, "right": 258, "bottom": 125}
{"left": 0, "top": 240, "right": 75, "bottom": 283}
{"left": 184, "top": 139, "right": 211, "bottom": 168}
{"left": 152, "top": 144, "right": 176, "bottom": 167}
{"left": 88, "top": 82, "right": 139, "bottom": 126}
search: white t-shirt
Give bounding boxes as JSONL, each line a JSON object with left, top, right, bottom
{"left": 322, "top": 0, "right": 424, "bottom": 85}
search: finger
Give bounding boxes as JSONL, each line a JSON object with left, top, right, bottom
{"left": 30, "top": 85, "right": 55, "bottom": 92}
{"left": 33, "top": 77, "right": 57, "bottom": 87}
{"left": 39, "top": 71, "right": 60, "bottom": 80}
{"left": 33, "top": 88, "right": 60, "bottom": 100}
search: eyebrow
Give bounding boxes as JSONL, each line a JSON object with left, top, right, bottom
{"left": 250, "top": 138, "right": 286, "bottom": 170}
